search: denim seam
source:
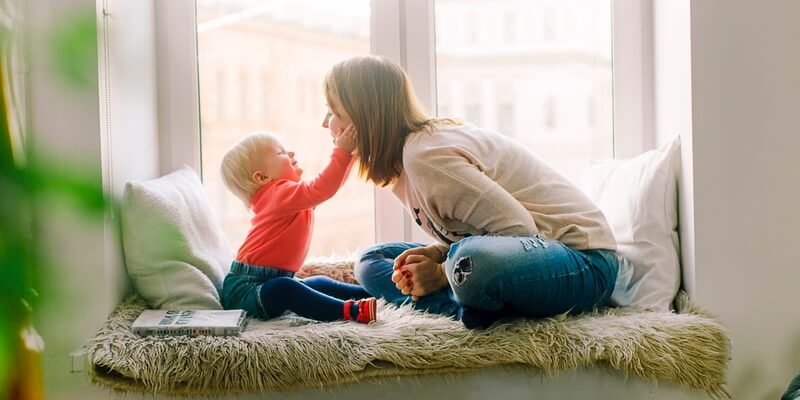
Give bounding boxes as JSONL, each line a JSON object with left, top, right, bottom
{"left": 255, "top": 283, "right": 267, "bottom": 317}
{"left": 506, "top": 263, "right": 590, "bottom": 285}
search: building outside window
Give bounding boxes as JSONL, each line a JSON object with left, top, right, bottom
{"left": 196, "top": 0, "right": 613, "bottom": 256}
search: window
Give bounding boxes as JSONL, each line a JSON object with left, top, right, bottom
{"left": 260, "top": 73, "right": 269, "bottom": 120}
{"left": 238, "top": 69, "right": 249, "bottom": 121}
{"left": 543, "top": 7, "right": 555, "bottom": 41}
{"left": 214, "top": 68, "right": 225, "bottom": 121}
{"left": 504, "top": 12, "right": 516, "bottom": 43}
{"left": 462, "top": 84, "right": 482, "bottom": 125}
{"left": 496, "top": 103, "right": 515, "bottom": 137}
{"left": 545, "top": 96, "right": 557, "bottom": 130}
{"left": 434, "top": 0, "right": 613, "bottom": 183}
{"left": 495, "top": 81, "right": 515, "bottom": 136}
{"left": 157, "top": 0, "right": 648, "bottom": 246}
{"left": 195, "top": 0, "right": 374, "bottom": 257}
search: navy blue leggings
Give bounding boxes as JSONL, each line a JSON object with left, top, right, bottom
{"left": 259, "top": 275, "right": 370, "bottom": 321}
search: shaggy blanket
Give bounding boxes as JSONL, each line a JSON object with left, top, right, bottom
{"left": 85, "top": 260, "right": 730, "bottom": 398}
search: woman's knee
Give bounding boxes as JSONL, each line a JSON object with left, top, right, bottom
{"left": 353, "top": 258, "right": 370, "bottom": 283}
{"left": 444, "top": 237, "right": 486, "bottom": 287}
{"left": 357, "top": 242, "right": 417, "bottom": 261}
{"left": 358, "top": 243, "right": 388, "bottom": 260}
{"left": 446, "top": 236, "right": 482, "bottom": 262}
{"left": 444, "top": 238, "right": 498, "bottom": 308}
{"left": 355, "top": 242, "right": 419, "bottom": 284}
{"left": 353, "top": 255, "right": 387, "bottom": 289}
{"left": 355, "top": 245, "right": 385, "bottom": 284}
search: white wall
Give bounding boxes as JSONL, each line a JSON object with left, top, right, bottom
{"left": 688, "top": 1, "right": 800, "bottom": 398}
{"left": 650, "top": 1, "right": 800, "bottom": 397}
{"left": 25, "top": 0, "right": 160, "bottom": 398}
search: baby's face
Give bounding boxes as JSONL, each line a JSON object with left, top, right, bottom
{"left": 261, "top": 141, "right": 302, "bottom": 182}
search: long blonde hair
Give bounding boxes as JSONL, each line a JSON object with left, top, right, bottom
{"left": 220, "top": 132, "right": 280, "bottom": 207}
{"left": 324, "top": 56, "right": 457, "bottom": 187}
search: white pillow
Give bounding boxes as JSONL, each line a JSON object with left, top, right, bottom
{"left": 121, "top": 166, "right": 233, "bottom": 309}
{"left": 580, "top": 137, "right": 681, "bottom": 312}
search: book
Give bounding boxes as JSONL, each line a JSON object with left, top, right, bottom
{"left": 131, "top": 309, "right": 248, "bottom": 337}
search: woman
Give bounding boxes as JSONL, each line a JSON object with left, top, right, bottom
{"left": 321, "top": 55, "right": 618, "bottom": 328}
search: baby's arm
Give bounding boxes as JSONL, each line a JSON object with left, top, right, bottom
{"left": 274, "top": 127, "right": 356, "bottom": 210}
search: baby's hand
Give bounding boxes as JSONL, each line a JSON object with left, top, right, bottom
{"left": 334, "top": 124, "right": 358, "bottom": 153}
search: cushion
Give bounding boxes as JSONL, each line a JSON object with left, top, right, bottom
{"left": 86, "top": 278, "right": 729, "bottom": 398}
{"left": 580, "top": 137, "right": 681, "bottom": 312}
{"left": 121, "top": 165, "right": 233, "bottom": 309}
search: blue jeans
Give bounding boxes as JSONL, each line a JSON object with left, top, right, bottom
{"left": 354, "top": 236, "right": 618, "bottom": 319}
{"left": 222, "top": 261, "right": 370, "bottom": 321}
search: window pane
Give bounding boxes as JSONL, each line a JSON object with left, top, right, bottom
{"left": 196, "top": 0, "right": 373, "bottom": 257}
{"left": 434, "top": 0, "right": 613, "bottom": 183}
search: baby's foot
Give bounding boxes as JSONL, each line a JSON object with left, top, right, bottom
{"left": 356, "top": 298, "right": 377, "bottom": 323}
{"left": 343, "top": 298, "right": 378, "bottom": 323}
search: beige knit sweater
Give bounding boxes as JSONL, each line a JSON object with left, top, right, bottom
{"left": 392, "top": 123, "right": 617, "bottom": 252}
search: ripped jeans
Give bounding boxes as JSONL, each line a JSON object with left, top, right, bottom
{"left": 354, "top": 236, "right": 618, "bottom": 318}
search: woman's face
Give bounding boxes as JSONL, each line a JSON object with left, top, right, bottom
{"left": 322, "top": 94, "right": 353, "bottom": 137}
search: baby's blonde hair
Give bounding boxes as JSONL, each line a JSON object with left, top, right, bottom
{"left": 220, "top": 132, "right": 281, "bottom": 208}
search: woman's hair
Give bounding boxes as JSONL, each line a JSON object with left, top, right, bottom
{"left": 220, "top": 132, "right": 280, "bottom": 208}
{"left": 324, "top": 56, "right": 458, "bottom": 187}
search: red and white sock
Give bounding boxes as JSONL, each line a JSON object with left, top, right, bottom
{"left": 343, "top": 298, "right": 377, "bottom": 323}
{"left": 356, "top": 298, "right": 377, "bottom": 323}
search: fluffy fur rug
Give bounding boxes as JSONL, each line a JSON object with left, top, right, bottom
{"left": 85, "top": 259, "right": 730, "bottom": 398}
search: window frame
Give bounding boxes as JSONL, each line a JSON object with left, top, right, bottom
{"left": 155, "top": 0, "right": 654, "bottom": 245}
{"left": 612, "top": 0, "right": 655, "bottom": 158}
{"left": 154, "top": 0, "right": 202, "bottom": 177}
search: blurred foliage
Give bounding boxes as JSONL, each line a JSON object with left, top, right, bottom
{"left": 0, "top": 8, "right": 108, "bottom": 397}
{"left": 46, "top": 10, "right": 98, "bottom": 88}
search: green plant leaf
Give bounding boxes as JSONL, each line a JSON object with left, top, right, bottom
{"left": 46, "top": 11, "right": 97, "bottom": 88}
{"left": 0, "top": 316, "right": 13, "bottom": 396}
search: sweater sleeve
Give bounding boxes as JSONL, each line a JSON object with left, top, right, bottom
{"left": 272, "top": 147, "right": 353, "bottom": 211}
{"left": 406, "top": 147, "right": 539, "bottom": 237}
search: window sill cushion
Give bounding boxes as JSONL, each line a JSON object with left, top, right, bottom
{"left": 84, "top": 260, "right": 730, "bottom": 399}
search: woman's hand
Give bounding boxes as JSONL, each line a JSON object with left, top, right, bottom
{"left": 391, "top": 245, "right": 449, "bottom": 301}
{"left": 334, "top": 124, "right": 357, "bottom": 153}
{"left": 394, "top": 243, "right": 447, "bottom": 266}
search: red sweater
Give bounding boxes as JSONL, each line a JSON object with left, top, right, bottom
{"left": 235, "top": 148, "right": 353, "bottom": 271}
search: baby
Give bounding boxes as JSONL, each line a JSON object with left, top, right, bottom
{"left": 219, "top": 127, "right": 377, "bottom": 323}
